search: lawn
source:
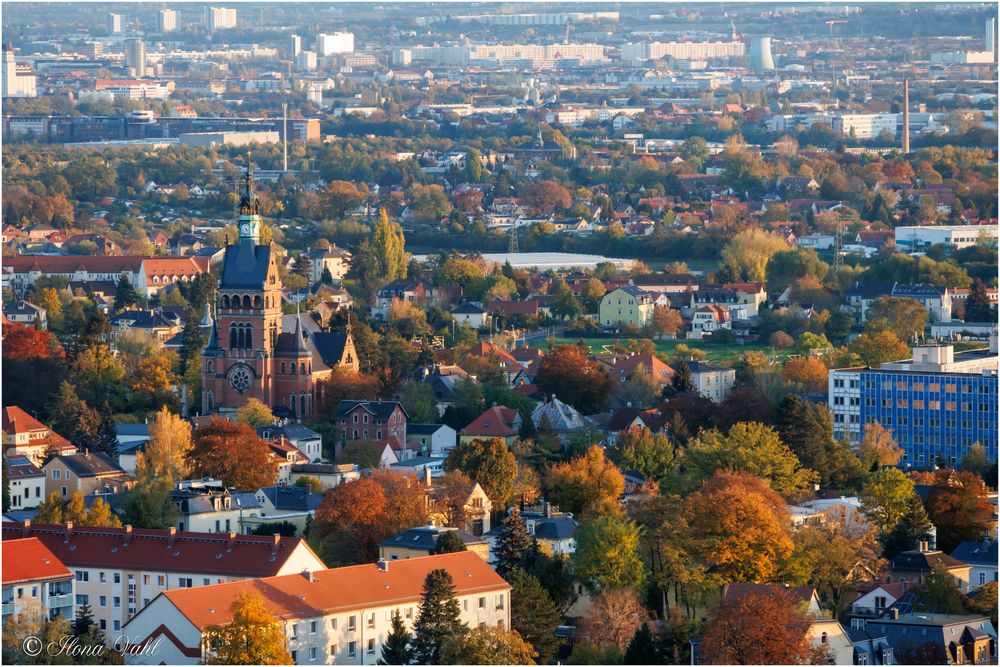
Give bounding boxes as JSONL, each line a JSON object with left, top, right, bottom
{"left": 531, "top": 337, "right": 794, "bottom": 366}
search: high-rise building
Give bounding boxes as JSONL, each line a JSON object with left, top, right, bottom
{"left": 828, "top": 341, "right": 998, "bottom": 466}
{"left": 987, "top": 17, "right": 996, "bottom": 57}
{"left": 107, "top": 13, "right": 122, "bottom": 35}
{"left": 205, "top": 7, "right": 237, "bottom": 32}
{"left": 315, "top": 32, "right": 355, "bottom": 56}
{"left": 296, "top": 50, "right": 317, "bottom": 70}
{"left": 124, "top": 38, "right": 147, "bottom": 78}
{"left": 157, "top": 9, "right": 177, "bottom": 33}
{"left": 289, "top": 34, "right": 302, "bottom": 57}
{"left": 749, "top": 37, "right": 775, "bottom": 72}
{"left": 2, "top": 44, "right": 37, "bottom": 98}
{"left": 81, "top": 41, "right": 103, "bottom": 59}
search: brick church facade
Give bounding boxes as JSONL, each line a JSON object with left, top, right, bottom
{"left": 201, "top": 164, "right": 358, "bottom": 419}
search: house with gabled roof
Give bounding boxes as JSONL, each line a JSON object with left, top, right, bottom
{"left": 331, "top": 400, "right": 408, "bottom": 458}
{"left": 41, "top": 451, "right": 126, "bottom": 499}
{"left": 1, "top": 537, "right": 74, "bottom": 625}
{"left": 5, "top": 455, "right": 45, "bottom": 511}
{"left": 459, "top": 406, "right": 521, "bottom": 446}
{"left": 2, "top": 406, "right": 75, "bottom": 465}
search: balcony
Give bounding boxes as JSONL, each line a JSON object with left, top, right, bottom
{"left": 48, "top": 593, "right": 73, "bottom": 608}
{"left": 849, "top": 605, "right": 889, "bottom": 618}
{"left": 1, "top": 602, "right": 14, "bottom": 616}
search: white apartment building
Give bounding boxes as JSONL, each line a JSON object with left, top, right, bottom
{"left": 123, "top": 552, "right": 511, "bottom": 665}
{"left": 2, "top": 521, "right": 326, "bottom": 641}
{"left": 205, "top": 7, "right": 237, "bottom": 31}
{"left": 894, "top": 224, "right": 998, "bottom": 251}
{"left": 2, "top": 46, "right": 37, "bottom": 98}
{"left": 2, "top": 538, "right": 74, "bottom": 625}
{"left": 315, "top": 32, "right": 355, "bottom": 56}
{"left": 620, "top": 40, "right": 745, "bottom": 62}
{"left": 157, "top": 9, "right": 177, "bottom": 33}
{"left": 829, "top": 368, "right": 864, "bottom": 442}
{"left": 686, "top": 360, "right": 736, "bottom": 402}
{"left": 833, "top": 113, "right": 899, "bottom": 139}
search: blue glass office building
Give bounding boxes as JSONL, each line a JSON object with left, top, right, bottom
{"left": 859, "top": 369, "right": 998, "bottom": 468}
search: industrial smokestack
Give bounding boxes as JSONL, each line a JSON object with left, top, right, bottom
{"left": 749, "top": 37, "right": 775, "bottom": 72}
{"left": 902, "top": 79, "right": 910, "bottom": 154}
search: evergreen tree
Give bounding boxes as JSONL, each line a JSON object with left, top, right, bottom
{"left": 96, "top": 402, "right": 119, "bottom": 458}
{"left": 624, "top": 623, "right": 660, "bottom": 665}
{"left": 294, "top": 253, "right": 314, "bottom": 282}
{"left": 321, "top": 266, "right": 334, "bottom": 285}
{"left": 671, "top": 362, "right": 694, "bottom": 393}
{"left": 494, "top": 509, "right": 532, "bottom": 576}
{"left": 410, "top": 569, "right": 465, "bottom": 665}
{"left": 964, "top": 278, "right": 994, "bottom": 322}
{"left": 115, "top": 275, "right": 138, "bottom": 311}
{"left": 508, "top": 568, "right": 561, "bottom": 664}
{"left": 378, "top": 611, "right": 411, "bottom": 666}
{"left": 881, "top": 493, "right": 935, "bottom": 559}
{"left": 179, "top": 310, "right": 207, "bottom": 376}
{"left": 72, "top": 603, "right": 96, "bottom": 637}
{"left": 372, "top": 209, "right": 408, "bottom": 282}
{"left": 431, "top": 530, "right": 467, "bottom": 555}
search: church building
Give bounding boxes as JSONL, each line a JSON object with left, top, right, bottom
{"left": 201, "top": 162, "right": 358, "bottom": 420}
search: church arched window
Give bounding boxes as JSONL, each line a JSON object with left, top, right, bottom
{"left": 223, "top": 295, "right": 231, "bottom": 309}
{"left": 244, "top": 325, "right": 252, "bottom": 349}
{"left": 281, "top": 362, "right": 286, "bottom": 374}
{"left": 206, "top": 390, "right": 214, "bottom": 410}
{"left": 300, "top": 363, "right": 306, "bottom": 375}
{"left": 300, "top": 394, "right": 307, "bottom": 416}
{"left": 290, "top": 362, "right": 297, "bottom": 375}
{"left": 253, "top": 296, "right": 262, "bottom": 309}
{"left": 229, "top": 324, "right": 238, "bottom": 349}
{"left": 290, "top": 393, "right": 296, "bottom": 416}
{"left": 243, "top": 295, "right": 252, "bottom": 309}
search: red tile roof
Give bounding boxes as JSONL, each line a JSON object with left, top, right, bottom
{"left": 465, "top": 341, "right": 519, "bottom": 369}
{"left": 609, "top": 354, "right": 675, "bottom": 385}
{"left": 2, "top": 406, "right": 50, "bottom": 434}
{"left": 2, "top": 522, "right": 321, "bottom": 578}
{"left": 460, "top": 406, "right": 520, "bottom": 438}
{"left": 5, "top": 255, "right": 145, "bottom": 274}
{"left": 2, "top": 537, "right": 72, "bottom": 585}
{"left": 141, "top": 257, "right": 210, "bottom": 287}
{"left": 153, "top": 551, "right": 508, "bottom": 630}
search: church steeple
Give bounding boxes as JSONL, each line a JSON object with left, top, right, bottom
{"left": 237, "top": 152, "right": 261, "bottom": 245}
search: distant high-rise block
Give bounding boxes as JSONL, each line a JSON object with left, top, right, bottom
{"left": 987, "top": 17, "right": 996, "bottom": 56}
{"left": 315, "top": 32, "right": 354, "bottom": 56}
{"left": 289, "top": 34, "right": 302, "bottom": 57}
{"left": 157, "top": 9, "right": 177, "bottom": 33}
{"left": 107, "top": 13, "right": 122, "bottom": 35}
{"left": 124, "top": 38, "right": 147, "bottom": 78}
{"left": 749, "top": 37, "right": 775, "bottom": 72}
{"left": 205, "top": 7, "right": 236, "bottom": 32}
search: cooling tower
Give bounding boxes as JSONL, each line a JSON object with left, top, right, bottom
{"left": 749, "top": 37, "right": 775, "bottom": 72}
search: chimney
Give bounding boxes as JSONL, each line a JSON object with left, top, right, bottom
{"left": 63, "top": 522, "right": 74, "bottom": 543}
{"left": 543, "top": 501, "right": 551, "bottom": 518}
{"left": 272, "top": 534, "right": 281, "bottom": 555}
{"left": 424, "top": 467, "right": 433, "bottom": 488}
{"left": 902, "top": 79, "right": 910, "bottom": 154}
{"left": 167, "top": 527, "right": 177, "bottom": 548}
{"left": 21, "top": 519, "right": 31, "bottom": 538}
{"left": 376, "top": 559, "right": 389, "bottom": 572}
{"left": 226, "top": 530, "right": 237, "bottom": 551}
{"left": 918, "top": 540, "right": 929, "bottom": 553}
{"left": 890, "top": 608, "right": 899, "bottom": 620}
{"left": 123, "top": 525, "right": 133, "bottom": 547}
{"left": 303, "top": 569, "right": 315, "bottom": 582}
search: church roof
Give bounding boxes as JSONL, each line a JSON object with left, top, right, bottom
{"left": 220, "top": 243, "right": 272, "bottom": 289}
{"left": 312, "top": 331, "right": 351, "bottom": 367}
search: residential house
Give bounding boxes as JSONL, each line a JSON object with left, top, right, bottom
{"left": 722, "top": 282, "right": 768, "bottom": 317}
{"left": 531, "top": 396, "right": 591, "bottom": 441}
{"left": 412, "top": 365, "right": 477, "bottom": 414}
{"left": 604, "top": 409, "right": 669, "bottom": 443}
{"left": 287, "top": 463, "right": 361, "bottom": 491}
{"left": 2, "top": 538, "right": 74, "bottom": 624}
{"left": 685, "top": 360, "right": 736, "bottom": 402}
{"left": 521, "top": 506, "right": 579, "bottom": 556}
{"left": 109, "top": 307, "right": 184, "bottom": 350}
{"left": 844, "top": 617, "right": 897, "bottom": 666}
{"left": 332, "top": 401, "right": 408, "bottom": 458}
{"left": 373, "top": 280, "right": 426, "bottom": 319}
{"left": 3, "top": 300, "right": 47, "bottom": 329}
{"left": 950, "top": 539, "right": 997, "bottom": 591}
{"left": 599, "top": 286, "right": 654, "bottom": 328}
{"left": 122, "top": 551, "right": 510, "bottom": 665}
{"left": 407, "top": 423, "right": 457, "bottom": 457}
{"left": 171, "top": 478, "right": 262, "bottom": 534}
{"left": 243, "top": 486, "right": 324, "bottom": 535}
{"left": 257, "top": 424, "right": 324, "bottom": 463}
{"left": 42, "top": 452, "right": 127, "bottom": 499}
{"left": 846, "top": 282, "right": 951, "bottom": 324}
{"left": 847, "top": 582, "right": 910, "bottom": 619}
{"left": 6, "top": 455, "right": 45, "bottom": 510}
{"left": 889, "top": 542, "right": 972, "bottom": 592}
{"left": 451, "top": 302, "right": 490, "bottom": 328}
{"left": 459, "top": 406, "right": 521, "bottom": 446}
{"left": 266, "top": 437, "right": 311, "bottom": 483}
{"left": 487, "top": 298, "right": 540, "bottom": 321}
{"left": 427, "top": 477, "right": 492, "bottom": 536}
{"left": 114, "top": 423, "right": 150, "bottom": 475}
{"left": 2, "top": 407, "right": 76, "bottom": 465}
{"left": 690, "top": 304, "right": 732, "bottom": 337}
{"left": 865, "top": 613, "right": 996, "bottom": 665}
{"left": 307, "top": 245, "right": 352, "bottom": 284}
{"left": 465, "top": 341, "right": 523, "bottom": 385}
{"left": 378, "top": 525, "right": 489, "bottom": 562}
{"left": 2, "top": 520, "right": 325, "bottom": 642}
{"left": 605, "top": 353, "right": 675, "bottom": 389}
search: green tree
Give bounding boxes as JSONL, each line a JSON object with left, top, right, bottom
{"left": 914, "top": 566, "right": 967, "bottom": 614}
{"left": 964, "top": 278, "right": 994, "bottom": 322}
{"left": 400, "top": 381, "right": 438, "bottom": 424}
{"left": 849, "top": 330, "right": 910, "bottom": 367}
{"left": 443, "top": 437, "right": 518, "bottom": 508}
{"left": 623, "top": 623, "right": 659, "bottom": 665}
{"left": 865, "top": 297, "right": 928, "bottom": 338}
{"left": 118, "top": 477, "right": 179, "bottom": 529}
{"left": 432, "top": 530, "right": 468, "bottom": 555}
{"left": 881, "top": 494, "right": 934, "bottom": 559}
{"left": 765, "top": 248, "right": 829, "bottom": 294}
{"left": 494, "top": 509, "right": 533, "bottom": 576}
{"left": 507, "top": 568, "right": 561, "bottom": 664}
{"left": 372, "top": 209, "right": 409, "bottom": 282}
{"left": 411, "top": 569, "right": 466, "bottom": 665}
{"left": 573, "top": 516, "right": 645, "bottom": 593}
{"left": 859, "top": 468, "right": 917, "bottom": 539}
{"left": 378, "top": 612, "right": 411, "bottom": 666}
{"left": 440, "top": 626, "right": 537, "bottom": 666}
{"left": 608, "top": 427, "right": 678, "bottom": 486}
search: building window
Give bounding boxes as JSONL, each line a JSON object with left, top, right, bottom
{"left": 309, "top": 647, "right": 317, "bottom": 662}
{"left": 367, "top": 639, "right": 376, "bottom": 655}
{"left": 348, "top": 642, "right": 357, "bottom": 658}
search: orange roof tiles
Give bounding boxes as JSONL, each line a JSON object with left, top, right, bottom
{"left": 460, "top": 406, "right": 520, "bottom": 438}
{"left": 2, "top": 537, "right": 72, "bottom": 585}
{"left": 157, "top": 551, "right": 509, "bottom": 630}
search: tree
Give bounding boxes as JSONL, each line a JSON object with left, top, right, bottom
{"left": 573, "top": 516, "right": 645, "bottom": 593}
{"left": 720, "top": 229, "right": 791, "bottom": 283}
{"left": 549, "top": 278, "right": 581, "bottom": 321}
{"left": 2, "top": 601, "right": 75, "bottom": 665}
{"left": 313, "top": 476, "right": 389, "bottom": 564}
{"left": 866, "top": 297, "right": 928, "bottom": 338}
{"left": 137, "top": 407, "right": 193, "bottom": 483}
{"left": 190, "top": 418, "right": 277, "bottom": 490}
{"left": 608, "top": 427, "right": 678, "bottom": 486}
{"left": 651, "top": 305, "right": 683, "bottom": 339}
{"left": 684, "top": 471, "right": 794, "bottom": 584}
{"left": 119, "top": 476, "right": 179, "bottom": 529}
{"left": 494, "top": 509, "right": 533, "bottom": 576}
{"left": 411, "top": 568, "right": 466, "bottom": 665}
{"left": 71, "top": 602, "right": 96, "bottom": 637}
{"left": 849, "top": 330, "right": 910, "bottom": 367}
{"left": 400, "top": 381, "right": 438, "bottom": 424}
{"left": 432, "top": 530, "right": 467, "bottom": 555}
{"left": 881, "top": 493, "right": 935, "bottom": 559}
{"left": 249, "top": 521, "right": 297, "bottom": 537}
{"left": 115, "top": 274, "right": 138, "bottom": 310}
{"left": 577, "top": 588, "right": 647, "bottom": 651}
{"left": 535, "top": 344, "right": 612, "bottom": 414}
{"left": 914, "top": 566, "right": 966, "bottom": 614}
{"left": 520, "top": 180, "right": 571, "bottom": 216}
{"left": 34, "top": 492, "right": 66, "bottom": 524}
{"left": 765, "top": 248, "right": 829, "bottom": 294}
{"left": 48, "top": 381, "right": 103, "bottom": 451}
{"left": 859, "top": 468, "right": 918, "bottom": 539}
{"left": 780, "top": 356, "right": 828, "bottom": 393}
{"left": 776, "top": 395, "right": 867, "bottom": 491}
{"left": 323, "top": 180, "right": 365, "bottom": 218}
{"left": 372, "top": 209, "right": 409, "bottom": 282}
{"left": 440, "top": 626, "right": 536, "bottom": 665}
{"left": 623, "top": 623, "right": 659, "bottom": 665}
{"left": 960, "top": 443, "right": 991, "bottom": 481}
{"left": 858, "top": 421, "right": 904, "bottom": 470}
{"left": 684, "top": 422, "right": 816, "bottom": 498}
{"left": 699, "top": 588, "right": 812, "bottom": 665}
{"left": 443, "top": 438, "right": 518, "bottom": 508}
{"left": 429, "top": 470, "right": 475, "bottom": 528}
{"left": 671, "top": 361, "right": 694, "bottom": 393}
{"left": 507, "top": 568, "right": 561, "bottom": 664}
{"left": 86, "top": 497, "right": 121, "bottom": 528}
{"left": 235, "top": 398, "right": 276, "bottom": 428}
{"left": 964, "top": 278, "right": 994, "bottom": 322}
{"left": 545, "top": 446, "right": 625, "bottom": 519}
{"left": 965, "top": 581, "right": 998, "bottom": 630}
{"left": 924, "top": 469, "right": 994, "bottom": 553}
{"left": 203, "top": 591, "right": 293, "bottom": 665}
{"left": 378, "top": 611, "right": 412, "bottom": 666}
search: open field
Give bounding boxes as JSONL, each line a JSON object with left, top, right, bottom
{"left": 530, "top": 337, "right": 794, "bottom": 365}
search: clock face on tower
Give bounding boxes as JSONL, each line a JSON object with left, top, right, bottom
{"left": 240, "top": 223, "right": 251, "bottom": 236}
{"left": 228, "top": 363, "right": 254, "bottom": 393}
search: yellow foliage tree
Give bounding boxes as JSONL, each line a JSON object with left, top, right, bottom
{"left": 235, "top": 398, "right": 277, "bottom": 428}
{"left": 204, "top": 591, "right": 293, "bottom": 665}
{"left": 720, "top": 229, "right": 792, "bottom": 283}
{"left": 137, "top": 407, "right": 194, "bottom": 483}
{"left": 545, "top": 445, "right": 625, "bottom": 519}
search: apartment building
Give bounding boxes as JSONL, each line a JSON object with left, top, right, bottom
{"left": 686, "top": 360, "right": 737, "bottom": 402}
{"left": 828, "top": 342, "right": 999, "bottom": 465}
{"left": 1, "top": 521, "right": 326, "bottom": 641}
{"left": 6, "top": 455, "right": 46, "bottom": 510}
{"left": 894, "top": 224, "right": 998, "bottom": 252}
{"left": 2, "top": 406, "right": 76, "bottom": 465}
{"left": 2, "top": 538, "right": 74, "bottom": 625}
{"left": 122, "top": 552, "right": 510, "bottom": 665}
{"left": 599, "top": 286, "right": 654, "bottom": 328}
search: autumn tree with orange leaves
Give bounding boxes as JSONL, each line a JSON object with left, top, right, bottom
{"left": 1, "top": 320, "right": 67, "bottom": 419}
{"left": 780, "top": 356, "right": 829, "bottom": 393}
{"left": 700, "top": 588, "right": 816, "bottom": 665}
{"left": 545, "top": 445, "right": 625, "bottom": 519}
{"left": 189, "top": 418, "right": 278, "bottom": 490}
{"left": 535, "top": 345, "right": 613, "bottom": 415}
